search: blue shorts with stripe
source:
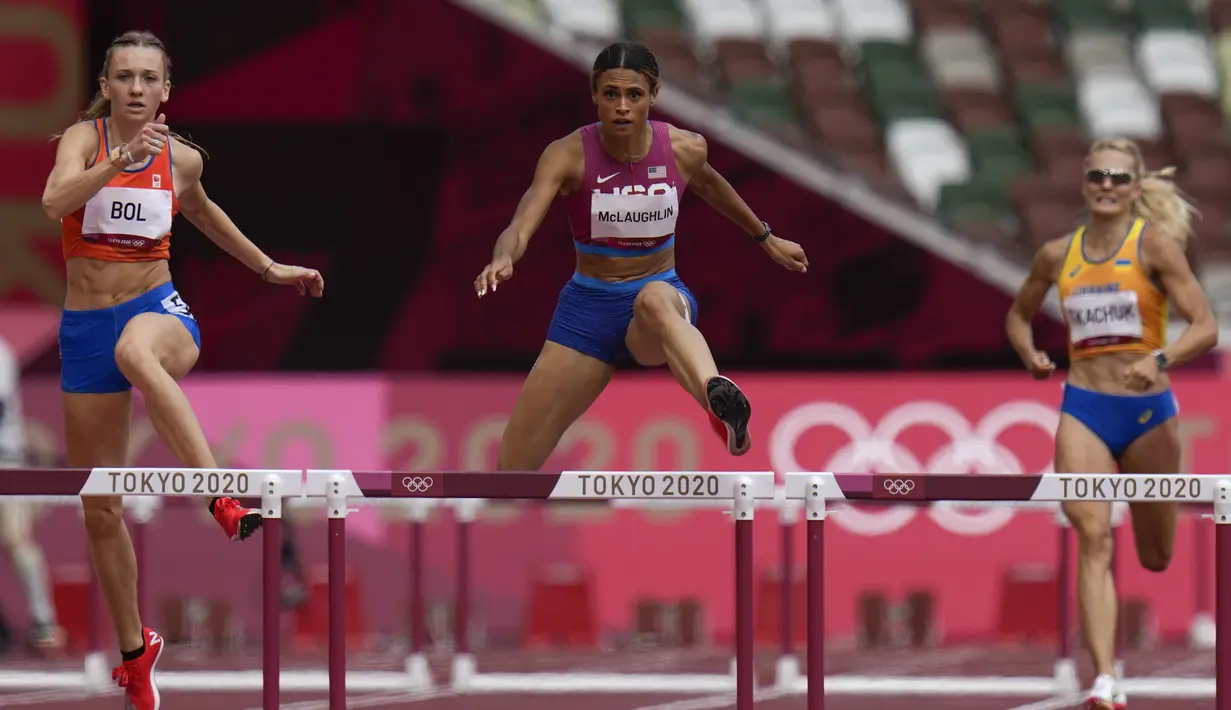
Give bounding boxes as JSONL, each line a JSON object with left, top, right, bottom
{"left": 59, "top": 281, "right": 201, "bottom": 394}
{"left": 546, "top": 269, "right": 698, "bottom": 364}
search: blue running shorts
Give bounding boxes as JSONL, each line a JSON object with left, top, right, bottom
{"left": 1059, "top": 382, "right": 1179, "bottom": 459}
{"left": 59, "top": 281, "right": 202, "bottom": 394}
{"left": 546, "top": 269, "right": 699, "bottom": 364}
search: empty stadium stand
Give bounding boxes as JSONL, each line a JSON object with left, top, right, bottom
{"left": 513, "top": 0, "right": 1231, "bottom": 298}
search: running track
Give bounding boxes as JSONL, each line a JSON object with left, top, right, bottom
{"left": 0, "top": 647, "right": 1213, "bottom": 708}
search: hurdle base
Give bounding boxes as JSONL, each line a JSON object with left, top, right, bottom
{"left": 451, "top": 652, "right": 477, "bottom": 690}
{"left": 1052, "top": 658, "right": 1078, "bottom": 694}
{"left": 405, "top": 652, "right": 434, "bottom": 690}
{"left": 454, "top": 671, "right": 737, "bottom": 694}
{"left": 83, "top": 651, "right": 109, "bottom": 691}
{"left": 782, "top": 675, "right": 1213, "bottom": 699}
{"left": 0, "top": 669, "right": 441, "bottom": 692}
{"left": 773, "top": 655, "right": 801, "bottom": 690}
{"left": 1188, "top": 612, "right": 1216, "bottom": 649}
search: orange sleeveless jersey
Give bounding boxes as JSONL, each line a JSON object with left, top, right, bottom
{"left": 61, "top": 118, "right": 178, "bottom": 262}
{"left": 1056, "top": 217, "right": 1168, "bottom": 362}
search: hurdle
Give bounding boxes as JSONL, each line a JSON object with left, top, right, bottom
{"left": 319, "top": 470, "right": 777, "bottom": 709}
{"left": 784, "top": 472, "right": 1225, "bottom": 710}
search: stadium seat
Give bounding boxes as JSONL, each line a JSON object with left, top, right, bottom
{"left": 1077, "top": 75, "right": 1163, "bottom": 139}
{"left": 858, "top": 41, "right": 945, "bottom": 127}
{"left": 944, "top": 88, "right": 1015, "bottom": 134}
{"left": 497, "top": 0, "right": 544, "bottom": 25}
{"left": 935, "top": 180, "right": 1015, "bottom": 246}
{"left": 989, "top": 4, "right": 1053, "bottom": 62}
{"left": 885, "top": 119, "right": 970, "bottom": 209}
{"left": 763, "top": 0, "right": 838, "bottom": 49}
{"left": 1160, "top": 93, "right": 1226, "bottom": 160}
{"left": 1134, "top": 0, "right": 1201, "bottom": 31}
{"left": 728, "top": 80, "right": 800, "bottom": 135}
{"left": 1065, "top": 32, "right": 1135, "bottom": 80}
{"left": 1013, "top": 82, "right": 1083, "bottom": 136}
{"left": 622, "top": 0, "right": 687, "bottom": 35}
{"left": 538, "top": 0, "right": 619, "bottom": 39}
{"left": 1050, "top": 0, "right": 1122, "bottom": 35}
{"left": 833, "top": 0, "right": 913, "bottom": 43}
{"left": 1215, "top": 33, "right": 1231, "bottom": 123}
{"left": 1137, "top": 30, "right": 1221, "bottom": 97}
{"left": 679, "top": 0, "right": 764, "bottom": 45}
{"left": 921, "top": 28, "right": 999, "bottom": 91}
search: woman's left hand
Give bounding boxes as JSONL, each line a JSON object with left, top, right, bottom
{"left": 264, "top": 263, "right": 325, "bottom": 297}
{"left": 762, "top": 235, "right": 809, "bottom": 273}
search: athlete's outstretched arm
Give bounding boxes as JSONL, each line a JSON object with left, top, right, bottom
{"left": 1007, "top": 239, "right": 1065, "bottom": 377}
{"left": 674, "top": 128, "right": 808, "bottom": 272}
{"left": 42, "top": 118, "right": 170, "bottom": 221}
{"left": 175, "top": 140, "right": 323, "bottom": 296}
{"left": 1144, "top": 230, "right": 1218, "bottom": 366}
{"left": 41, "top": 123, "right": 119, "bottom": 221}
{"left": 476, "top": 136, "right": 576, "bottom": 295}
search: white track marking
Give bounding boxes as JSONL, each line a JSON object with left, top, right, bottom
{"left": 240, "top": 689, "right": 452, "bottom": 710}
{"left": 627, "top": 688, "right": 792, "bottom": 710}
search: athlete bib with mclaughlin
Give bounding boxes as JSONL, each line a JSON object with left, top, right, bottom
{"left": 589, "top": 186, "right": 680, "bottom": 243}
{"left": 1064, "top": 290, "right": 1143, "bottom": 349}
{"left": 81, "top": 186, "right": 173, "bottom": 250}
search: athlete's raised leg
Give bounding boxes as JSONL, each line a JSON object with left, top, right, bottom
{"left": 64, "top": 391, "right": 143, "bottom": 653}
{"left": 1055, "top": 413, "right": 1119, "bottom": 694}
{"left": 1118, "top": 420, "right": 1180, "bottom": 573}
{"left": 114, "top": 313, "right": 260, "bottom": 540}
{"left": 625, "top": 280, "right": 750, "bottom": 455}
{"left": 497, "top": 341, "right": 615, "bottom": 471}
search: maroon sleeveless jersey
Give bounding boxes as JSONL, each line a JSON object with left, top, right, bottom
{"left": 565, "top": 121, "right": 684, "bottom": 255}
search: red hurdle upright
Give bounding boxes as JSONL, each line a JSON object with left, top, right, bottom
{"left": 787, "top": 471, "right": 1229, "bottom": 710}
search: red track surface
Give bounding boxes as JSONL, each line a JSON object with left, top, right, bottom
{"left": 0, "top": 646, "right": 1214, "bottom": 709}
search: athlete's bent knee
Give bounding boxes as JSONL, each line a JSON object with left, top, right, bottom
{"left": 632, "top": 282, "right": 683, "bottom": 334}
{"left": 1137, "top": 546, "right": 1172, "bottom": 573}
{"left": 81, "top": 497, "right": 125, "bottom": 540}
{"left": 113, "top": 338, "right": 161, "bottom": 387}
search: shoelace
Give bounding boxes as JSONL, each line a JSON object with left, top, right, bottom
{"left": 112, "top": 663, "right": 144, "bottom": 694}
{"left": 112, "top": 665, "right": 130, "bottom": 688}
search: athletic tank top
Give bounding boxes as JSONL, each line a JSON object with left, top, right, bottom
{"left": 1056, "top": 217, "right": 1168, "bottom": 361}
{"left": 61, "top": 118, "right": 178, "bottom": 262}
{"left": 566, "top": 121, "right": 684, "bottom": 256}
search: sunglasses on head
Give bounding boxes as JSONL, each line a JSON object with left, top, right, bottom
{"left": 1085, "top": 168, "right": 1135, "bottom": 186}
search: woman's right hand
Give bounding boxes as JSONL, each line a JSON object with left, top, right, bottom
{"left": 474, "top": 255, "right": 514, "bottom": 297}
{"left": 121, "top": 113, "right": 171, "bottom": 163}
{"left": 1024, "top": 350, "right": 1056, "bottom": 380}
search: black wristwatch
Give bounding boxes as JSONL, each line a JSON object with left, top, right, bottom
{"left": 1152, "top": 349, "right": 1170, "bottom": 371}
{"left": 753, "top": 220, "right": 771, "bottom": 243}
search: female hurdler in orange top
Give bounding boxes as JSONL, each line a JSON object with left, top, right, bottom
{"left": 41, "top": 30, "right": 324, "bottom": 710}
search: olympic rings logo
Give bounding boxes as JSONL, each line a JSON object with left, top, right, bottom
{"left": 768, "top": 400, "right": 1060, "bottom": 537}
{"left": 883, "top": 478, "right": 915, "bottom": 496}
{"left": 402, "top": 476, "right": 434, "bottom": 493}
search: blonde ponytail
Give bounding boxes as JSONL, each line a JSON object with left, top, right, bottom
{"left": 1088, "top": 139, "right": 1196, "bottom": 246}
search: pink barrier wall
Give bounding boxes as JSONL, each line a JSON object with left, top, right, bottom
{"left": 9, "top": 373, "right": 1223, "bottom": 645}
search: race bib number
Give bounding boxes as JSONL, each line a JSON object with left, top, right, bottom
{"left": 1064, "top": 290, "right": 1142, "bottom": 349}
{"left": 82, "top": 186, "right": 173, "bottom": 248}
{"left": 590, "top": 187, "right": 679, "bottom": 242}
{"left": 160, "top": 291, "right": 195, "bottom": 320}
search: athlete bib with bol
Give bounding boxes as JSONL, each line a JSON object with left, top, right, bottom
{"left": 82, "top": 185, "right": 174, "bottom": 250}
{"left": 1056, "top": 217, "right": 1167, "bottom": 361}
{"left": 61, "top": 117, "right": 179, "bottom": 262}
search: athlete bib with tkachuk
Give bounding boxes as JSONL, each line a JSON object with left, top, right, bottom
{"left": 61, "top": 117, "right": 178, "bottom": 262}
{"left": 1056, "top": 218, "right": 1168, "bottom": 361}
{"left": 566, "top": 121, "right": 684, "bottom": 257}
